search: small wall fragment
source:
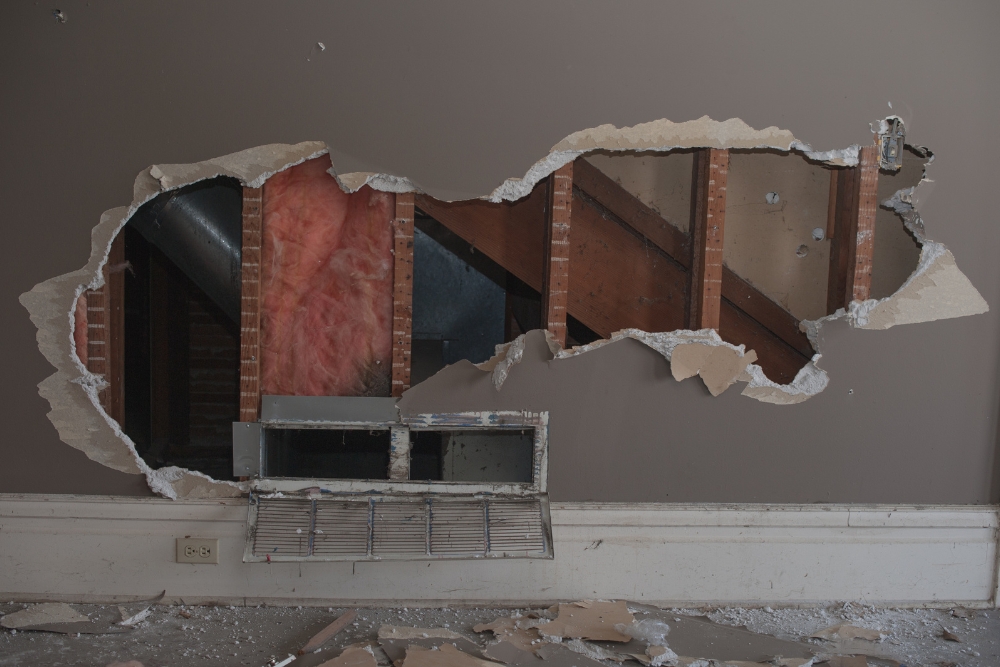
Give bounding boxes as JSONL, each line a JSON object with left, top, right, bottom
{"left": 671, "top": 344, "right": 758, "bottom": 397}
{"left": 845, "top": 242, "right": 987, "bottom": 330}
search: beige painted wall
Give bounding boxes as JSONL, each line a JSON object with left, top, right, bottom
{"left": 871, "top": 150, "right": 923, "bottom": 300}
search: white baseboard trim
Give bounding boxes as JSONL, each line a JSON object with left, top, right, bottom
{"left": 1, "top": 495, "right": 997, "bottom": 607}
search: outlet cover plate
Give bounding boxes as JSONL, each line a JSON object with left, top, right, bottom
{"left": 176, "top": 538, "right": 219, "bottom": 564}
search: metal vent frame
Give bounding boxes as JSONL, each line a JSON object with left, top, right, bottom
{"left": 244, "top": 493, "right": 553, "bottom": 562}
{"left": 246, "top": 405, "right": 550, "bottom": 498}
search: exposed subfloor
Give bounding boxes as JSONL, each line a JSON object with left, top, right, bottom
{"left": 0, "top": 601, "right": 996, "bottom": 667}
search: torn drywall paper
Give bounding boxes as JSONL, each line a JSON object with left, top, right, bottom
{"left": 670, "top": 344, "right": 758, "bottom": 397}
{"left": 846, "top": 243, "right": 987, "bottom": 329}
{"left": 315, "top": 645, "right": 378, "bottom": 667}
{"left": 401, "top": 643, "right": 503, "bottom": 667}
{"left": 536, "top": 600, "right": 634, "bottom": 642}
{"left": 23, "top": 116, "right": 990, "bottom": 497}
{"left": 479, "top": 327, "right": 797, "bottom": 401}
{"left": 378, "top": 626, "right": 486, "bottom": 663}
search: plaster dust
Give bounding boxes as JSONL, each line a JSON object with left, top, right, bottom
{"left": 19, "top": 116, "right": 989, "bottom": 497}
{"left": 0, "top": 603, "right": 995, "bottom": 667}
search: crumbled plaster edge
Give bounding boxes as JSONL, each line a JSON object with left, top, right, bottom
{"left": 480, "top": 327, "right": 829, "bottom": 404}
{"left": 19, "top": 141, "right": 328, "bottom": 498}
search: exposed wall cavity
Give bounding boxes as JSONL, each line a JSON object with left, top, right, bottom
{"left": 20, "top": 116, "right": 989, "bottom": 497}
{"left": 261, "top": 155, "right": 394, "bottom": 397}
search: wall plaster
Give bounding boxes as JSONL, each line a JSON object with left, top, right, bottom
{"left": 18, "top": 117, "right": 989, "bottom": 497}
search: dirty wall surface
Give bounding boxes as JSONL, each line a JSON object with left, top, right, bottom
{"left": 1, "top": 2, "right": 999, "bottom": 502}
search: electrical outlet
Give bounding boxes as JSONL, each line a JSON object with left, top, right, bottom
{"left": 176, "top": 537, "right": 219, "bottom": 564}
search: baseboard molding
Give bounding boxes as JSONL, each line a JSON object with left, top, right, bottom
{"left": 1, "top": 494, "right": 997, "bottom": 607}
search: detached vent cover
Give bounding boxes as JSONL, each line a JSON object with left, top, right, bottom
{"left": 245, "top": 494, "right": 552, "bottom": 561}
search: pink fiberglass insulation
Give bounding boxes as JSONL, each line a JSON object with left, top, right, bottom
{"left": 73, "top": 292, "right": 88, "bottom": 367}
{"left": 261, "top": 156, "right": 395, "bottom": 397}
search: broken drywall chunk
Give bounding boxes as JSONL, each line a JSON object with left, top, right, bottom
{"left": 476, "top": 330, "right": 561, "bottom": 390}
{"left": 536, "top": 600, "right": 634, "bottom": 642}
{"left": 336, "top": 171, "right": 418, "bottom": 194}
{"left": 671, "top": 343, "right": 758, "bottom": 396}
{"left": 316, "top": 644, "right": 378, "bottom": 667}
{"left": 402, "top": 643, "right": 503, "bottom": 667}
{"left": 739, "top": 359, "right": 829, "bottom": 405}
{"left": 846, "top": 242, "right": 987, "bottom": 329}
{"left": 1, "top": 603, "right": 90, "bottom": 629}
{"left": 810, "top": 624, "right": 882, "bottom": 642}
{"left": 474, "top": 617, "right": 545, "bottom": 653}
{"left": 379, "top": 626, "right": 486, "bottom": 663}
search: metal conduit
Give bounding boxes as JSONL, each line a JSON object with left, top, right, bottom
{"left": 127, "top": 178, "right": 243, "bottom": 323}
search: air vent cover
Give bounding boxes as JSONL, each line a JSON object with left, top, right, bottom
{"left": 245, "top": 494, "right": 552, "bottom": 561}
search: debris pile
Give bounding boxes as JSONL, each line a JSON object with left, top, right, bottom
{"left": 2, "top": 599, "right": 977, "bottom": 666}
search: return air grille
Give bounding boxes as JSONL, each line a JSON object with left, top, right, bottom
{"left": 246, "top": 494, "right": 551, "bottom": 561}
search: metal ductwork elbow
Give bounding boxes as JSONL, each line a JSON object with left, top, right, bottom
{"left": 127, "top": 178, "right": 244, "bottom": 323}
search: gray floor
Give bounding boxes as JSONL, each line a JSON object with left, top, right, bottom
{"left": 0, "top": 601, "right": 996, "bottom": 667}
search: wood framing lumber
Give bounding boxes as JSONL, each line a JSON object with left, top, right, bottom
{"left": 826, "top": 145, "right": 879, "bottom": 313}
{"left": 849, "top": 145, "right": 880, "bottom": 303}
{"left": 101, "top": 233, "right": 125, "bottom": 424}
{"left": 392, "top": 193, "right": 415, "bottom": 398}
{"left": 84, "top": 287, "right": 106, "bottom": 377}
{"left": 541, "top": 162, "right": 573, "bottom": 347}
{"left": 298, "top": 609, "right": 357, "bottom": 654}
{"left": 239, "top": 186, "right": 263, "bottom": 422}
{"left": 420, "top": 169, "right": 808, "bottom": 382}
{"left": 826, "top": 168, "right": 839, "bottom": 242}
{"left": 572, "top": 157, "right": 690, "bottom": 266}
{"left": 689, "top": 148, "right": 729, "bottom": 331}
{"left": 415, "top": 187, "right": 547, "bottom": 292}
{"left": 573, "top": 156, "right": 812, "bottom": 358}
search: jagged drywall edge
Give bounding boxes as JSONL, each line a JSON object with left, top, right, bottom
{"left": 331, "top": 117, "right": 861, "bottom": 202}
{"left": 20, "top": 116, "right": 992, "bottom": 496}
{"left": 483, "top": 116, "right": 861, "bottom": 204}
{"left": 476, "top": 327, "right": 830, "bottom": 404}
{"left": 798, "top": 176, "right": 988, "bottom": 337}
{"left": 20, "top": 142, "right": 329, "bottom": 498}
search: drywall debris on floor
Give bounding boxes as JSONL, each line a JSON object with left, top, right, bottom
{"left": 536, "top": 599, "right": 634, "bottom": 641}
{"left": 21, "top": 116, "right": 990, "bottom": 496}
{"left": 0, "top": 602, "right": 89, "bottom": 629}
{"left": 315, "top": 644, "right": 377, "bottom": 667}
{"left": 810, "top": 624, "right": 883, "bottom": 642}
{"left": 0, "top": 602, "right": 132, "bottom": 635}
{"left": 378, "top": 625, "right": 486, "bottom": 663}
{"left": 401, "top": 643, "right": 502, "bottom": 667}
{"left": 3, "top": 602, "right": 992, "bottom": 666}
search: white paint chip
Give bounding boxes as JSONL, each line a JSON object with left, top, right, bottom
{"left": 765, "top": 191, "right": 780, "bottom": 204}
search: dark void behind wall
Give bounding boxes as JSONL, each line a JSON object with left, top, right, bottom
{"left": 123, "top": 227, "right": 240, "bottom": 481}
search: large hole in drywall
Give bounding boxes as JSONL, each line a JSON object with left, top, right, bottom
{"left": 31, "top": 120, "right": 988, "bottom": 497}
{"left": 72, "top": 144, "right": 935, "bottom": 481}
